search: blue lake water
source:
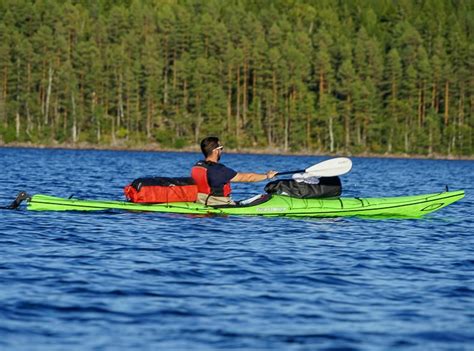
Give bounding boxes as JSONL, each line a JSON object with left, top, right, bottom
{"left": 0, "top": 147, "right": 473, "bottom": 350}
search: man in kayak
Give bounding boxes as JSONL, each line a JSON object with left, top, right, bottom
{"left": 191, "top": 136, "right": 278, "bottom": 206}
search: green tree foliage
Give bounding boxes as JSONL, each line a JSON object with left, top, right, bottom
{"left": 0, "top": 0, "right": 472, "bottom": 156}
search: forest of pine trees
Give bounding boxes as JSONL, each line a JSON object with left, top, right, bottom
{"left": 0, "top": 0, "right": 472, "bottom": 156}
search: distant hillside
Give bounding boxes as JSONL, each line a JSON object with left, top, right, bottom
{"left": 0, "top": 0, "right": 472, "bottom": 156}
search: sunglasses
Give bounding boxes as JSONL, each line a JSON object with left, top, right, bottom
{"left": 214, "top": 145, "right": 224, "bottom": 151}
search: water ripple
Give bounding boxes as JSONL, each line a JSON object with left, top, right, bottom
{"left": 0, "top": 149, "right": 473, "bottom": 350}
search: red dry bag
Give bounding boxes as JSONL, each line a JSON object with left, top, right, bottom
{"left": 124, "top": 177, "right": 197, "bottom": 203}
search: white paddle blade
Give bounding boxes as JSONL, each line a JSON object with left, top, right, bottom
{"left": 305, "top": 157, "right": 352, "bottom": 177}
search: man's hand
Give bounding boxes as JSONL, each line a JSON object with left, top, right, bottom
{"left": 266, "top": 170, "right": 278, "bottom": 180}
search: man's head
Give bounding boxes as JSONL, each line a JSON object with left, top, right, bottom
{"left": 200, "top": 136, "right": 223, "bottom": 159}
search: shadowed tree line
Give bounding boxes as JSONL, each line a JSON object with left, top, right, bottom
{"left": 0, "top": 0, "right": 472, "bottom": 155}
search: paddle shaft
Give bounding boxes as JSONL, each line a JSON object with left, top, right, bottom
{"left": 276, "top": 170, "right": 305, "bottom": 176}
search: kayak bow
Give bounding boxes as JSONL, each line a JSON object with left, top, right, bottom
{"left": 25, "top": 190, "right": 464, "bottom": 218}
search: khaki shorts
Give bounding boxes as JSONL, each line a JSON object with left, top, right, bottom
{"left": 197, "top": 193, "right": 236, "bottom": 206}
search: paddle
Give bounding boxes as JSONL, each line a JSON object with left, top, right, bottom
{"left": 276, "top": 157, "right": 352, "bottom": 177}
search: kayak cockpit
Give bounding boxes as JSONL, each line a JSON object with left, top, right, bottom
{"left": 211, "top": 194, "right": 273, "bottom": 209}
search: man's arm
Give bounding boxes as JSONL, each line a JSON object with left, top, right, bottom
{"left": 231, "top": 171, "right": 278, "bottom": 182}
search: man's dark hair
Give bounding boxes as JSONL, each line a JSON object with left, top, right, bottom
{"left": 200, "top": 136, "right": 220, "bottom": 157}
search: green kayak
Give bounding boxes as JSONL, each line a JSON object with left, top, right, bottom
{"left": 26, "top": 190, "right": 464, "bottom": 218}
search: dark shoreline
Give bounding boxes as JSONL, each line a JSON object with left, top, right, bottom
{"left": 1, "top": 141, "right": 473, "bottom": 161}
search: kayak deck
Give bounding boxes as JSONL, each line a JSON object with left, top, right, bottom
{"left": 26, "top": 190, "right": 465, "bottom": 218}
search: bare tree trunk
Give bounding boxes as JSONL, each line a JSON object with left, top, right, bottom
{"left": 44, "top": 65, "right": 53, "bottom": 125}
{"left": 432, "top": 82, "right": 438, "bottom": 112}
{"left": 111, "top": 115, "right": 116, "bottom": 144}
{"left": 135, "top": 82, "right": 140, "bottom": 137}
{"left": 117, "top": 72, "right": 124, "bottom": 129}
{"left": 63, "top": 109, "right": 67, "bottom": 138}
{"left": 268, "top": 72, "right": 278, "bottom": 146}
{"left": 171, "top": 51, "right": 179, "bottom": 136}
{"left": 92, "top": 92, "right": 100, "bottom": 142}
{"left": 404, "top": 126, "right": 409, "bottom": 153}
{"left": 25, "top": 63, "right": 32, "bottom": 137}
{"left": 39, "top": 64, "right": 45, "bottom": 132}
{"left": 125, "top": 81, "right": 130, "bottom": 137}
{"left": 267, "top": 106, "right": 272, "bottom": 147}
{"left": 182, "top": 79, "right": 188, "bottom": 138}
{"left": 173, "top": 50, "right": 177, "bottom": 91}
{"left": 146, "top": 98, "right": 150, "bottom": 139}
{"left": 418, "top": 88, "right": 422, "bottom": 127}
{"left": 284, "top": 94, "right": 289, "bottom": 152}
{"left": 146, "top": 97, "right": 154, "bottom": 139}
{"left": 388, "top": 77, "right": 397, "bottom": 153}
{"left": 459, "top": 83, "right": 464, "bottom": 126}
{"left": 252, "top": 67, "right": 257, "bottom": 104}
{"left": 0, "top": 85, "right": 5, "bottom": 129}
{"left": 183, "top": 79, "right": 188, "bottom": 111}
{"left": 345, "top": 96, "right": 351, "bottom": 150}
{"left": 363, "top": 115, "right": 369, "bottom": 149}
{"left": 428, "top": 125, "right": 433, "bottom": 155}
{"left": 53, "top": 97, "right": 59, "bottom": 138}
{"left": 195, "top": 112, "right": 202, "bottom": 143}
{"left": 227, "top": 65, "right": 232, "bottom": 133}
{"left": 444, "top": 81, "right": 449, "bottom": 126}
{"left": 1, "top": 64, "right": 8, "bottom": 128}
{"left": 329, "top": 115, "right": 334, "bottom": 153}
{"left": 451, "top": 131, "right": 456, "bottom": 155}
{"left": 96, "top": 118, "right": 101, "bottom": 142}
{"left": 319, "top": 71, "right": 325, "bottom": 103}
{"left": 71, "top": 92, "right": 77, "bottom": 143}
{"left": 14, "top": 57, "right": 21, "bottom": 139}
{"left": 306, "top": 113, "right": 311, "bottom": 150}
{"left": 356, "top": 118, "right": 361, "bottom": 145}
{"left": 243, "top": 56, "right": 248, "bottom": 127}
{"left": 16, "top": 112, "right": 20, "bottom": 139}
{"left": 388, "top": 126, "right": 393, "bottom": 153}
{"left": 163, "top": 38, "right": 169, "bottom": 106}
{"left": 458, "top": 85, "right": 465, "bottom": 151}
{"left": 235, "top": 67, "right": 240, "bottom": 144}
{"left": 252, "top": 67, "right": 258, "bottom": 142}
{"left": 194, "top": 95, "right": 201, "bottom": 143}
